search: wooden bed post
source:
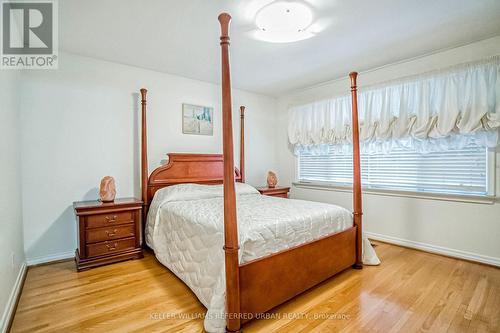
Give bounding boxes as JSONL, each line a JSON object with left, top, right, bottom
{"left": 240, "top": 106, "right": 245, "bottom": 183}
{"left": 349, "top": 72, "right": 363, "bottom": 269}
{"left": 218, "top": 13, "right": 241, "bottom": 333}
{"left": 140, "top": 88, "right": 148, "bottom": 223}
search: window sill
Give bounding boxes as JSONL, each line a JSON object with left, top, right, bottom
{"left": 292, "top": 182, "right": 497, "bottom": 205}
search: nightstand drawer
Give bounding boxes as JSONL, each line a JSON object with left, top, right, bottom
{"left": 86, "top": 224, "right": 135, "bottom": 243}
{"left": 86, "top": 211, "right": 134, "bottom": 229}
{"left": 86, "top": 237, "right": 136, "bottom": 258}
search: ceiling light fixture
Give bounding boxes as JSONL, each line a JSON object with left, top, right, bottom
{"left": 254, "top": 1, "right": 314, "bottom": 43}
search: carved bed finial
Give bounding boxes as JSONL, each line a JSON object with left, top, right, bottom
{"left": 349, "top": 72, "right": 358, "bottom": 91}
{"left": 140, "top": 88, "right": 147, "bottom": 102}
{"left": 218, "top": 13, "right": 231, "bottom": 45}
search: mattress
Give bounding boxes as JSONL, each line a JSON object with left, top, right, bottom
{"left": 146, "top": 183, "right": 353, "bottom": 333}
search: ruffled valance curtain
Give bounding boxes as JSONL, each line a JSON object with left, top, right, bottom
{"left": 288, "top": 57, "right": 500, "bottom": 154}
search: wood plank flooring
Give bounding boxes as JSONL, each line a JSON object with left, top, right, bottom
{"left": 10, "top": 242, "right": 500, "bottom": 332}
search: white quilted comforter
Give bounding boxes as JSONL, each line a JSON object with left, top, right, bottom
{"left": 146, "top": 183, "right": 353, "bottom": 332}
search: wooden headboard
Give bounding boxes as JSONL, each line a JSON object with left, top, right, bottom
{"left": 146, "top": 153, "right": 242, "bottom": 205}
{"left": 139, "top": 89, "right": 245, "bottom": 210}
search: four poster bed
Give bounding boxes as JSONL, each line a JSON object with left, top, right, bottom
{"left": 140, "top": 13, "right": 363, "bottom": 333}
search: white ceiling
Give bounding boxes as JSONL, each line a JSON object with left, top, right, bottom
{"left": 60, "top": 0, "right": 500, "bottom": 96}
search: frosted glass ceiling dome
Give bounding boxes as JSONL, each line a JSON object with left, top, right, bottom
{"left": 254, "top": 1, "right": 314, "bottom": 43}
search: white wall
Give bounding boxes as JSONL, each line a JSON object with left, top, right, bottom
{"left": 0, "top": 71, "right": 25, "bottom": 330}
{"left": 276, "top": 36, "right": 500, "bottom": 265}
{"left": 20, "top": 53, "right": 278, "bottom": 262}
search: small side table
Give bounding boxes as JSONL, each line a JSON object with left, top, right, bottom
{"left": 257, "top": 186, "right": 290, "bottom": 198}
{"left": 73, "top": 198, "right": 143, "bottom": 271}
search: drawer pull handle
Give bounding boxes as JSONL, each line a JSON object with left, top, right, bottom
{"left": 106, "top": 243, "right": 118, "bottom": 251}
{"left": 105, "top": 215, "right": 118, "bottom": 223}
{"left": 106, "top": 229, "right": 118, "bottom": 237}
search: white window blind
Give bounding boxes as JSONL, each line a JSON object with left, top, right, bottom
{"left": 298, "top": 145, "right": 488, "bottom": 196}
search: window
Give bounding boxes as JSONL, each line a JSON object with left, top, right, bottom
{"left": 298, "top": 144, "right": 490, "bottom": 196}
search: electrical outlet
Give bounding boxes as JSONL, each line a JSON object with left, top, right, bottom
{"left": 11, "top": 252, "right": 15, "bottom": 269}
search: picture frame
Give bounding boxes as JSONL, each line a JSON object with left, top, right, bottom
{"left": 182, "top": 103, "right": 214, "bottom": 135}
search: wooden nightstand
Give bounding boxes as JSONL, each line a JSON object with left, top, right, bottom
{"left": 73, "top": 198, "right": 143, "bottom": 271}
{"left": 257, "top": 186, "right": 290, "bottom": 198}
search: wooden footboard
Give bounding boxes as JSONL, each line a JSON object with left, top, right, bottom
{"left": 239, "top": 226, "right": 357, "bottom": 320}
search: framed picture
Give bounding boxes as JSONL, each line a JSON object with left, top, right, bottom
{"left": 182, "top": 103, "right": 214, "bottom": 135}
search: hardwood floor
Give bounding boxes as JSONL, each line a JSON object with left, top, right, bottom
{"left": 10, "top": 242, "right": 500, "bottom": 333}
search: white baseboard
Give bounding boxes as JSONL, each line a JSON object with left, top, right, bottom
{"left": 365, "top": 231, "right": 500, "bottom": 267}
{"left": 0, "top": 263, "right": 27, "bottom": 333}
{"left": 26, "top": 251, "right": 75, "bottom": 266}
